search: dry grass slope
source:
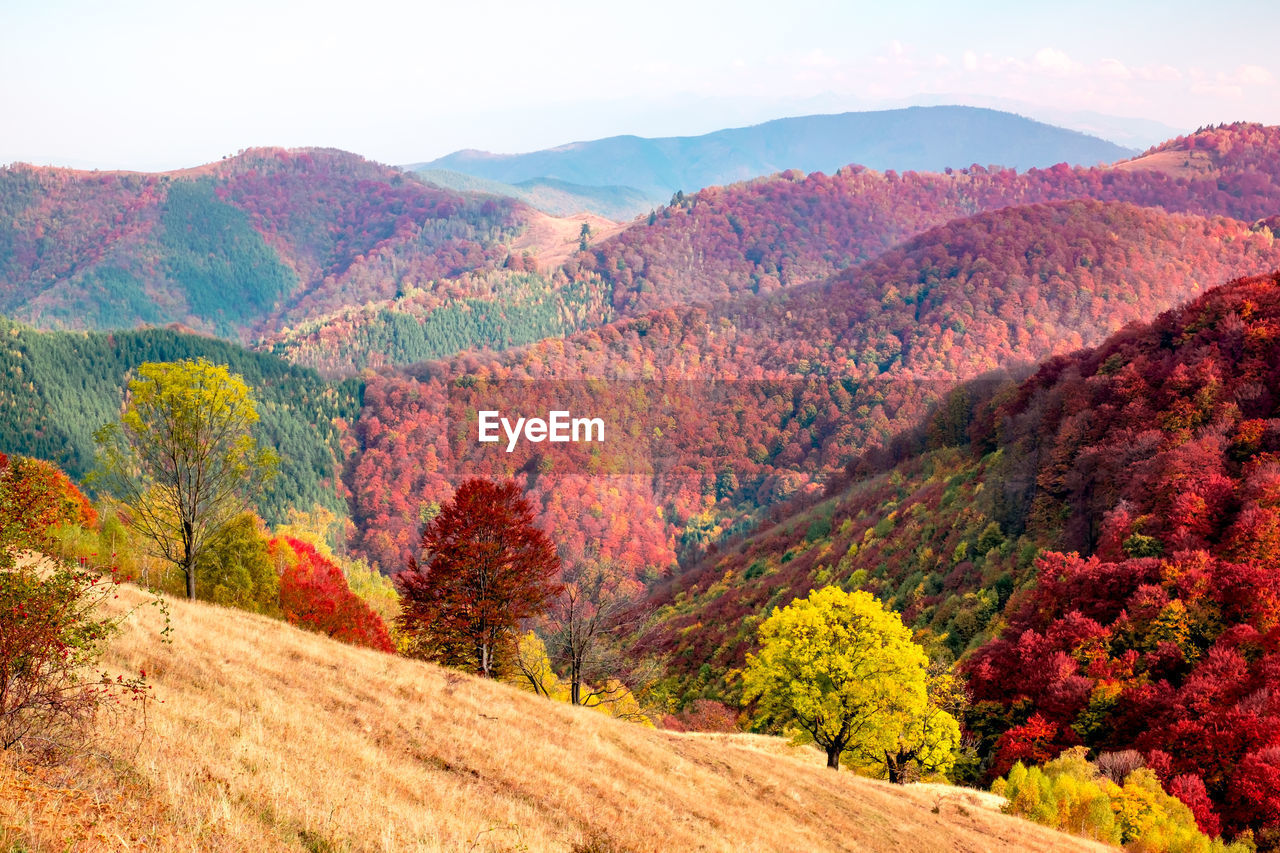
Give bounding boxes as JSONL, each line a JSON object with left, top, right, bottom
{"left": 1110, "top": 148, "right": 1216, "bottom": 177}
{"left": 2, "top": 585, "right": 1110, "bottom": 852}
{"left": 510, "top": 211, "right": 629, "bottom": 271}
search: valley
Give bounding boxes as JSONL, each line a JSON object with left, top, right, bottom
{"left": 5, "top": 112, "right": 1280, "bottom": 851}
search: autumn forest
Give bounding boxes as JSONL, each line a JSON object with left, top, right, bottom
{"left": 6, "top": 118, "right": 1280, "bottom": 851}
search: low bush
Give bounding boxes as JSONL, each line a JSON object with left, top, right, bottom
{"left": 994, "top": 747, "right": 1252, "bottom": 852}
{"left": 0, "top": 558, "right": 152, "bottom": 760}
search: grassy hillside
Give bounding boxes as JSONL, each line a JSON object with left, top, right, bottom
{"left": 0, "top": 582, "right": 1106, "bottom": 853}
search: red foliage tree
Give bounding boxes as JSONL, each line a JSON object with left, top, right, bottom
{"left": 395, "top": 478, "right": 561, "bottom": 678}
{"left": 1229, "top": 748, "right": 1280, "bottom": 842}
{"left": 271, "top": 536, "right": 393, "bottom": 653}
{"left": 1170, "top": 773, "right": 1222, "bottom": 838}
{"left": 0, "top": 453, "right": 97, "bottom": 549}
{"left": 989, "top": 713, "right": 1070, "bottom": 779}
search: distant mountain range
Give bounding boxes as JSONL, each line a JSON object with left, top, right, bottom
{"left": 410, "top": 106, "right": 1138, "bottom": 217}
{"left": 414, "top": 169, "right": 652, "bottom": 221}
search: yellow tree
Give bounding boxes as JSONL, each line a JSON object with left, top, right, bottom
{"left": 742, "top": 586, "right": 959, "bottom": 777}
{"left": 509, "top": 631, "right": 569, "bottom": 701}
{"left": 93, "top": 358, "right": 277, "bottom": 599}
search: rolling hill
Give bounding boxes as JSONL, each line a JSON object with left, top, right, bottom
{"left": 4, "top": 123, "right": 1278, "bottom": 381}
{"left": 636, "top": 270, "right": 1280, "bottom": 843}
{"left": 8, "top": 112, "right": 1280, "bottom": 852}
{"left": 265, "top": 124, "right": 1280, "bottom": 377}
{"left": 417, "top": 168, "right": 654, "bottom": 220}
{"left": 345, "top": 199, "right": 1280, "bottom": 574}
{"left": 414, "top": 106, "right": 1135, "bottom": 204}
{"left": 578, "top": 122, "right": 1280, "bottom": 318}
{"left": 0, "top": 578, "right": 1106, "bottom": 853}
{"left": 0, "top": 148, "right": 544, "bottom": 343}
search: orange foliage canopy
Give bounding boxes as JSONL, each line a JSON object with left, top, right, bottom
{"left": 271, "top": 535, "right": 394, "bottom": 653}
{"left": 0, "top": 453, "right": 97, "bottom": 548}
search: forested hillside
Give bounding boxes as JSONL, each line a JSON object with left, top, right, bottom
{"left": 0, "top": 319, "right": 359, "bottom": 521}
{"left": 638, "top": 271, "right": 1280, "bottom": 844}
{"left": 264, "top": 267, "right": 613, "bottom": 373}
{"left": 0, "top": 149, "right": 531, "bottom": 344}
{"left": 12, "top": 0, "right": 1280, "bottom": 847}
{"left": 275, "top": 123, "right": 1280, "bottom": 377}
{"left": 573, "top": 123, "right": 1280, "bottom": 318}
{"left": 345, "top": 198, "right": 1280, "bottom": 575}
{"left": 5, "top": 124, "right": 1279, "bottom": 379}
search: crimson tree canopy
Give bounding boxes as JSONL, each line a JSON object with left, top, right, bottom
{"left": 395, "top": 478, "right": 560, "bottom": 677}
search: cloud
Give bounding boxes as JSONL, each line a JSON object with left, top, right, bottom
{"left": 1033, "top": 47, "right": 1079, "bottom": 76}
{"left": 1136, "top": 64, "right": 1182, "bottom": 82}
{"left": 959, "top": 50, "right": 1027, "bottom": 75}
{"left": 1097, "top": 59, "right": 1132, "bottom": 80}
{"left": 1233, "top": 64, "right": 1275, "bottom": 86}
{"left": 876, "top": 40, "right": 915, "bottom": 69}
{"left": 799, "top": 48, "right": 840, "bottom": 69}
{"left": 1190, "top": 82, "right": 1244, "bottom": 100}
{"left": 1188, "top": 63, "right": 1276, "bottom": 100}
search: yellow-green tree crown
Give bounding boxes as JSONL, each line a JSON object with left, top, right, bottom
{"left": 109, "top": 358, "right": 276, "bottom": 509}
{"left": 743, "top": 586, "right": 959, "bottom": 777}
{"left": 94, "top": 358, "right": 278, "bottom": 599}
{"left": 122, "top": 358, "right": 259, "bottom": 465}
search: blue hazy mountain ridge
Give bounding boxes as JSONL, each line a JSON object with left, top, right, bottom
{"left": 413, "top": 106, "right": 1138, "bottom": 206}
{"left": 414, "top": 169, "right": 654, "bottom": 220}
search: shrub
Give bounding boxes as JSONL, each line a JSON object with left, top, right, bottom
{"left": 272, "top": 536, "right": 394, "bottom": 653}
{"left": 0, "top": 559, "right": 151, "bottom": 760}
{"left": 1097, "top": 750, "right": 1146, "bottom": 785}
{"left": 996, "top": 747, "right": 1249, "bottom": 852}
{"left": 194, "top": 513, "right": 278, "bottom": 615}
{"left": 661, "top": 699, "right": 740, "bottom": 733}
{"left": 0, "top": 454, "right": 97, "bottom": 551}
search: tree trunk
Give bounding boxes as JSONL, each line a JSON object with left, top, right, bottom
{"left": 826, "top": 744, "right": 841, "bottom": 770}
{"left": 182, "top": 521, "right": 196, "bottom": 599}
{"left": 885, "top": 747, "right": 916, "bottom": 784}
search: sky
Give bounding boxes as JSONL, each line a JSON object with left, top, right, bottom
{"left": 2, "top": 0, "right": 1278, "bottom": 171}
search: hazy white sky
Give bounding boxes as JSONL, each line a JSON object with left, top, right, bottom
{"left": 2, "top": 0, "right": 1277, "bottom": 170}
